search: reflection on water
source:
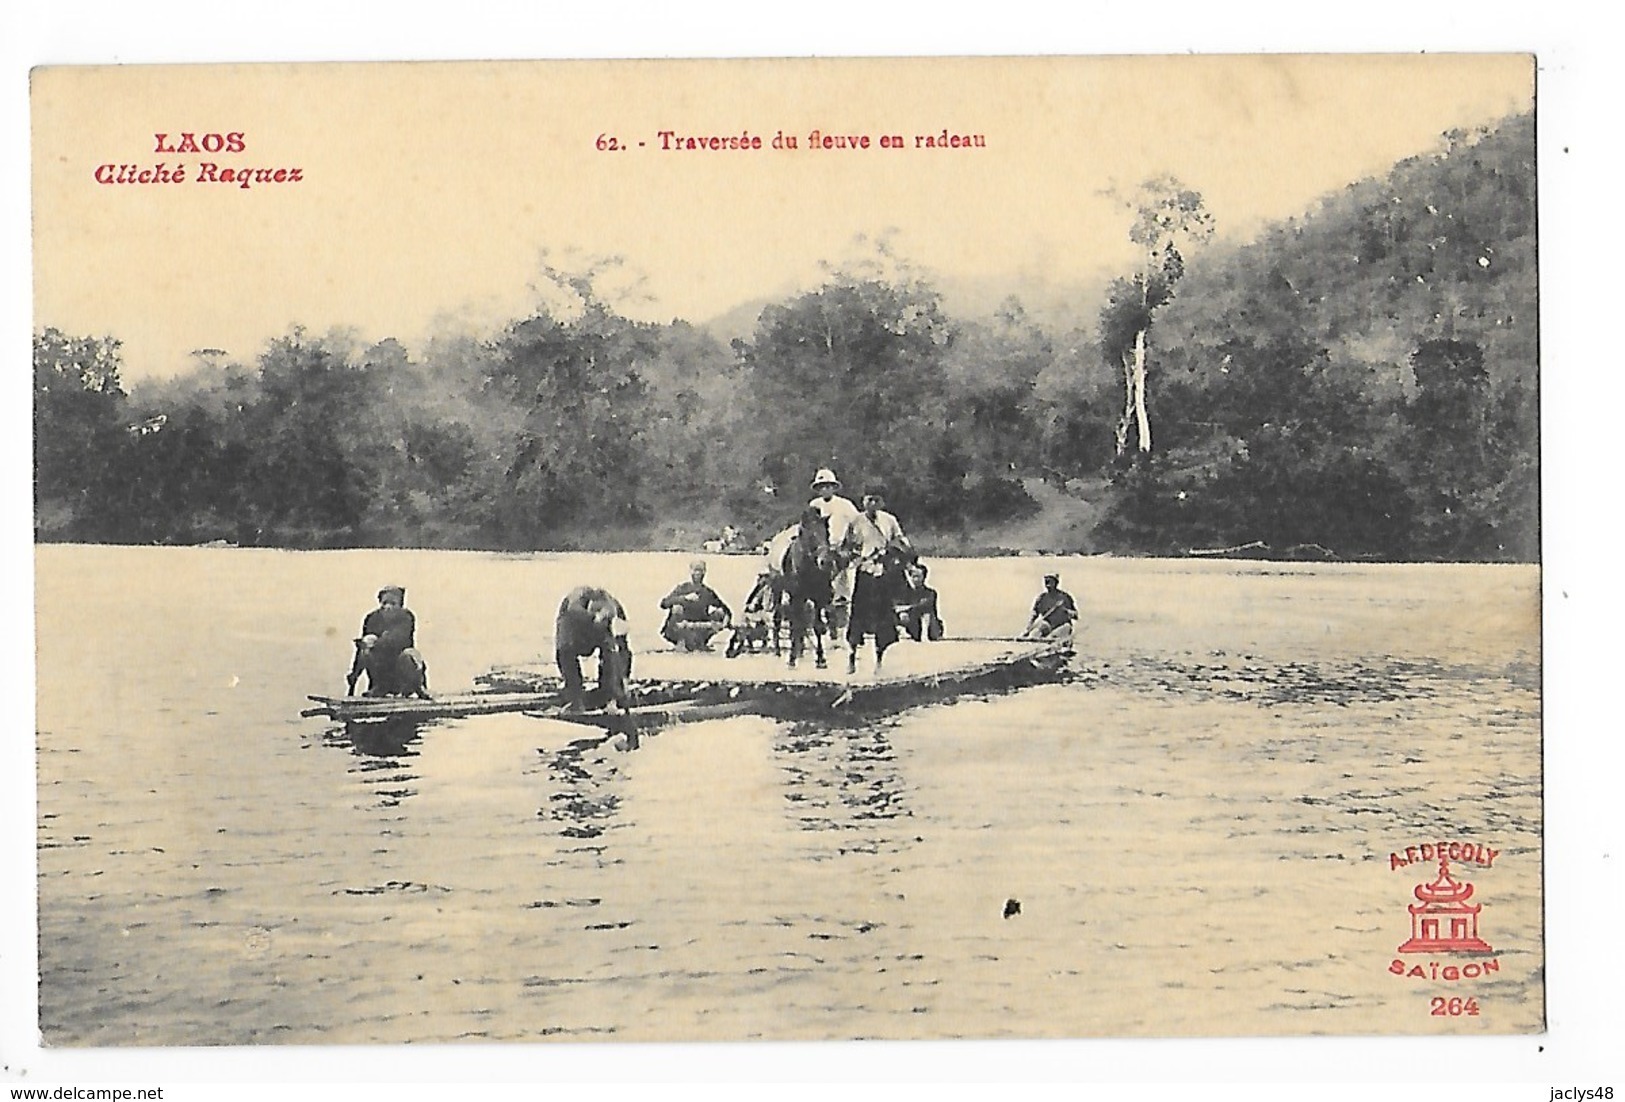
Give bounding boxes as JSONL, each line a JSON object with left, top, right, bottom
{"left": 779, "top": 720, "right": 911, "bottom": 855}
{"left": 540, "top": 733, "right": 627, "bottom": 842}
{"left": 34, "top": 546, "right": 1542, "bottom": 1044}
{"left": 327, "top": 717, "right": 426, "bottom": 761}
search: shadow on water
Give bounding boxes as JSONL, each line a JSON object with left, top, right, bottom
{"left": 322, "top": 715, "right": 427, "bottom": 759}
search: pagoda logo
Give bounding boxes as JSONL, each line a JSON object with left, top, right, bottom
{"left": 1398, "top": 856, "right": 1493, "bottom": 954}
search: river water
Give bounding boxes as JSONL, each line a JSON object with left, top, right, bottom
{"left": 33, "top": 545, "right": 1542, "bottom": 1045}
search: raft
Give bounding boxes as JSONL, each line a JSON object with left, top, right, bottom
{"left": 304, "top": 637, "right": 1070, "bottom": 727}
{"left": 482, "top": 636, "right": 1072, "bottom": 727}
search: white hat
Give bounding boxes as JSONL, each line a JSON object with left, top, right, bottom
{"left": 811, "top": 468, "right": 841, "bottom": 489}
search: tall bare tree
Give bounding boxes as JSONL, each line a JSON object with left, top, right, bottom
{"left": 1101, "top": 176, "right": 1214, "bottom": 457}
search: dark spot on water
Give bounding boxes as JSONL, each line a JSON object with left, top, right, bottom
{"left": 336, "top": 881, "right": 450, "bottom": 896}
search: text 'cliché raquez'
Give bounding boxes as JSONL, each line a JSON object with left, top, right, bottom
{"left": 92, "top": 132, "right": 304, "bottom": 190}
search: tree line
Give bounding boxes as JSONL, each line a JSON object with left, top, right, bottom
{"left": 34, "top": 112, "right": 1536, "bottom": 562}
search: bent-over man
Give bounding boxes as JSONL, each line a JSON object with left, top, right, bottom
{"left": 556, "top": 586, "right": 632, "bottom": 711}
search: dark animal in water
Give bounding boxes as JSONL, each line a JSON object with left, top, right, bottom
{"left": 773, "top": 507, "right": 838, "bottom": 670}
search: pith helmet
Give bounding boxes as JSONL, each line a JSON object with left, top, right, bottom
{"left": 811, "top": 468, "right": 841, "bottom": 489}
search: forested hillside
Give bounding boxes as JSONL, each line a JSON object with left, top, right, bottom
{"left": 1096, "top": 112, "right": 1537, "bottom": 560}
{"left": 34, "top": 112, "right": 1536, "bottom": 560}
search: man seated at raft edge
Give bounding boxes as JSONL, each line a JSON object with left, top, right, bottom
{"left": 1022, "top": 572, "right": 1078, "bottom": 645}
{"left": 348, "top": 584, "right": 431, "bottom": 698}
{"left": 555, "top": 585, "right": 633, "bottom": 713}
{"left": 895, "top": 559, "right": 945, "bottom": 642}
{"left": 659, "top": 559, "right": 733, "bottom": 651}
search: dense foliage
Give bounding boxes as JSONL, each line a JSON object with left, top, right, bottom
{"left": 35, "top": 113, "right": 1536, "bottom": 561}
{"left": 1091, "top": 112, "right": 1537, "bottom": 560}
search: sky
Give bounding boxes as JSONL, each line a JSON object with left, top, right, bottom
{"left": 30, "top": 54, "right": 1533, "bottom": 382}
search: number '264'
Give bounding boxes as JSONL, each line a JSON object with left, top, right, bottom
{"left": 1430, "top": 996, "right": 1480, "bottom": 1016}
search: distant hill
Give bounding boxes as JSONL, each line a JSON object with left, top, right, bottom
{"left": 698, "top": 296, "right": 774, "bottom": 344}
{"left": 699, "top": 269, "right": 1112, "bottom": 345}
{"left": 1091, "top": 111, "right": 1537, "bottom": 561}
{"left": 1155, "top": 111, "right": 1536, "bottom": 394}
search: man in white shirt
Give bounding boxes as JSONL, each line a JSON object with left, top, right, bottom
{"left": 842, "top": 486, "right": 912, "bottom": 674}
{"left": 844, "top": 488, "right": 911, "bottom": 572}
{"left": 807, "top": 468, "right": 861, "bottom": 642}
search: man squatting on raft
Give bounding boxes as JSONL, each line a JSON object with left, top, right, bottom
{"left": 348, "top": 585, "right": 431, "bottom": 698}
{"left": 659, "top": 559, "right": 733, "bottom": 651}
{"left": 555, "top": 585, "right": 633, "bottom": 712}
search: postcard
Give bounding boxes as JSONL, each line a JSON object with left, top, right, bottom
{"left": 16, "top": 49, "right": 1561, "bottom": 1079}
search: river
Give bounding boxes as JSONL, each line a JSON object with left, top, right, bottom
{"left": 33, "top": 545, "right": 1542, "bottom": 1044}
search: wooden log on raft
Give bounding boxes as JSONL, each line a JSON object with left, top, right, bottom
{"left": 306, "top": 639, "right": 1071, "bottom": 725}
{"left": 303, "top": 690, "right": 564, "bottom": 721}
{"left": 482, "top": 637, "right": 1072, "bottom": 718}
